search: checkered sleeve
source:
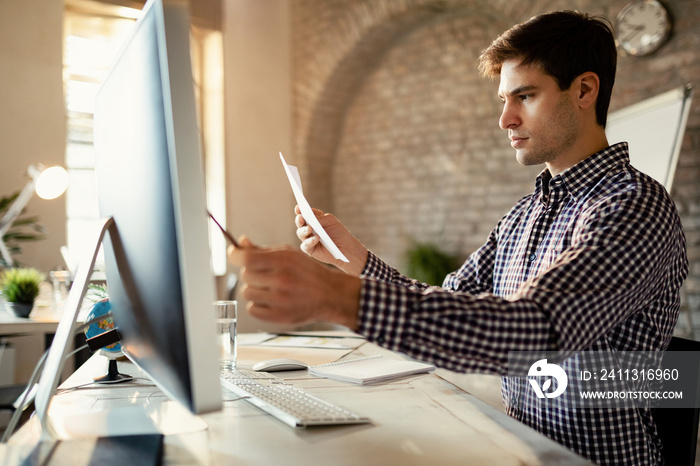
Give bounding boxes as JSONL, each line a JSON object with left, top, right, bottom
{"left": 358, "top": 236, "right": 553, "bottom": 374}
{"left": 357, "top": 276, "right": 552, "bottom": 374}
{"left": 356, "top": 172, "right": 687, "bottom": 376}
{"left": 360, "top": 224, "right": 500, "bottom": 295}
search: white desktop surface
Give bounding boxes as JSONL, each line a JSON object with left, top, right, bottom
{"left": 6, "top": 335, "right": 593, "bottom": 465}
{"left": 0, "top": 307, "right": 61, "bottom": 336}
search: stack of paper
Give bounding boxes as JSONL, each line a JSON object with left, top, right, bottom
{"left": 309, "top": 355, "right": 435, "bottom": 385}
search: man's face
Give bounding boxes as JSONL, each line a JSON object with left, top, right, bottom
{"left": 498, "top": 59, "right": 579, "bottom": 168}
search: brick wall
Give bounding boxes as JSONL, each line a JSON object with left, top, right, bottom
{"left": 291, "top": 0, "right": 700, "bottom": 330}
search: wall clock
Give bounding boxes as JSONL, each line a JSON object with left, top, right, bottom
{"left": 616, "top": 0, "right": 672, "bottom": 56}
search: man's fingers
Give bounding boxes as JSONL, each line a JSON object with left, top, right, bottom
{"left": 239, "top": 246, "right": 297, "bottom": 274}
{"left": 227, "top": 244, "right": 243, "bottom": 266}
{"left": 244, "top": 298, "right": 276, "bottom": 322}
{"left": 242, "top": 280, "right": 303, "bottom": 325}
{"left": 226, "top": 235, "right": 260, "bottom": 266}
{"left": 296, "top": 225, "right": 313, "bottom": 240}
{"left": 295, "top": 210, "right": 326, "bottom": 228}
{"left": 246, "top": 301, "right": 293, "bottom": 325}
{"left": 238, "top": 235, "right": 258, "bottom": 249}
{"left": 300, "top": 236, "right": 320, "bottom": 255}
{"left": 241, "top": 280, "right": 272, "bottom": 302}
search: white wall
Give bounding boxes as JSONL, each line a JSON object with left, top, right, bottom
{"left": 0, "top": 0, "right": 67, "bottom": 273}
{"left": 223, "top": 0, "right": 296, "bottom": 332}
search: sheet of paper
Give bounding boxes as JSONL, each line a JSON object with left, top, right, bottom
{"left": 260, "top": 335, "right": 365, "bottom": 350}
{"left": 282, "top": 330, "right": 366, "bottom": 339}
{"left": 279, "top": 152, "right": 349, "bottom": 262}
{"left": 237, "top": 332, "right": 277, "bottom": 346}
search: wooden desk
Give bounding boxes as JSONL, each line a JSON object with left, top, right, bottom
{"left": 5, "top": 338, "right": 593, "bottom": 465}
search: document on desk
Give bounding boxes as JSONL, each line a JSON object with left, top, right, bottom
{"left": 279, "top": 152, "right": 349, "bottom": 262}
{"left": 309, "top": 354, "right": 435, "bottom": 384}
{"left": 260, "top": 334, "right": 365, "bottom": 350}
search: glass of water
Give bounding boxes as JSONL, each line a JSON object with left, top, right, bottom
{"left": 214, "top": 300, "right": 237, "bottom": 369}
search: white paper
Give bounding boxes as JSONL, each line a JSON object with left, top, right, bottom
{"left": 260, "top": 335, "right": 364, "bottom": 350}
{"left": 279, "top": 152, "right": 349, "bottom": 262}
{"left": 236, "top": 332, "right": 277, "bottom": 346}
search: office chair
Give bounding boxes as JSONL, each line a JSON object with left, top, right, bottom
{"left": 652, "top": 336, "right": 700, "bottom": 466}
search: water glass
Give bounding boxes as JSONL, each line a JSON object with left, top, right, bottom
{"left": 214, "top": 300, "right": 237, "bottom": 369}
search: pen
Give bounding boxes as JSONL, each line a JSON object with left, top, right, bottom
{"left": 207, "top": 210, "right": 240, "bottom": 248}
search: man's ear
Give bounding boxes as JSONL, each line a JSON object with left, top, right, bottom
{"left": 575, "top": 71, "right": 599, "bottom": 110}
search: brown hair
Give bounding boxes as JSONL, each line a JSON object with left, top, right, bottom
{"left": 478, "top": 10, "right": 617, "bottom": 127}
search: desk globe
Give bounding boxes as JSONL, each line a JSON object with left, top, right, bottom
{"left": 85, "top": 299, "right": 132, "bottom": 383}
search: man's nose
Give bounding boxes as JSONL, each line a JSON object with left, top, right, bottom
{"left": 499, "top": 102, "right": 520, "bottom": 130}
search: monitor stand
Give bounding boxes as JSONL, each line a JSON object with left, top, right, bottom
{"left": 34, "top": 217, "right": 116, "bottom": 439}
{"left": 31, "top": 217, "right": 210, "bottom": 442}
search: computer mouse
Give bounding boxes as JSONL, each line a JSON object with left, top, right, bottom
{"left": 253, "top": 358, "right": 309, "bottom": 372}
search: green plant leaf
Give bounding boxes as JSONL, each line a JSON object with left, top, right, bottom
{"left": 0, "top": 190, "right": 47, "bottom": 263}
{"left": 0, "top": 267, "right": 46, "bottom": 303}
{"left": 405, "top": 241, "right": 459, "bottom": 286}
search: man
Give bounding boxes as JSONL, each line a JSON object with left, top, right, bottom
{"left": 230, "top": 10, "right": 688, "bottom": 465}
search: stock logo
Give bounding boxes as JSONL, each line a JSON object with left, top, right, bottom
{"left": 528, "top": 359, "right": 568, "bottom": 399}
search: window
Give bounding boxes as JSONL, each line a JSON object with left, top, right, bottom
{"left": 63, "top": 0, "right": 226, "bottom": 275}
{"left": 63, "top": 2, "right": 138, "bottom": 271}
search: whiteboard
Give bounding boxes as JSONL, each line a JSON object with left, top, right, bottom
{"left": 606, "top": 84, "right": 694, "bottom": 190}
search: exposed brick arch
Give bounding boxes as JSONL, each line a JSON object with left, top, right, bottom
{"left": 293, "top": 0, "right": 574, "bottom": 211}
{"left": 302, "top": 6, "right": 443, "bottom": 210}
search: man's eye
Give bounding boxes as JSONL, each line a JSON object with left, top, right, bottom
{"left": 519, "top": 94, "right": 532, "bottom": 101}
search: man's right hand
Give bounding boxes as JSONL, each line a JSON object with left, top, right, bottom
{"left": 294, "top": 205, "right": 369, "bottom": 276}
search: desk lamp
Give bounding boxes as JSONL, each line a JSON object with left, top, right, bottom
{"left": 0, "top": 164, "right": 68, "bottom": 267}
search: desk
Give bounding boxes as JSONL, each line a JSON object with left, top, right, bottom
{"left": 6, "top": 337, "right": 593, "bottom": 465}
{"left": 0, "top": 308, "right": 61, "bottom": 339}
{"left": 0, "top": 308, "right": 63, "bottom": 385}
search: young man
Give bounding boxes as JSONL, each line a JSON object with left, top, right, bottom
{"left": 230, "top": 11, "right": 688, "bottom": 465}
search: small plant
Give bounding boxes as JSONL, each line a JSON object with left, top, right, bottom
{"left": 1, "top": 267, "right": 45, "bottom": 304}
{"left": 86, "top": 283, "right": 109, "bottom": 303}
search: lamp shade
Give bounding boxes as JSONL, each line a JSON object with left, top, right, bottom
{"left": 35, "top": 166, "right": 68, "bottom": 200}
{"left": 0, "top": 164, "right": 69, "bottom": 267}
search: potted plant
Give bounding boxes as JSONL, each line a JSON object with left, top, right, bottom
{"left": 405, "top": 240, "right": 460, "bottom": 286}
{"left": 0, "top": 267, "right": 45, "bottom": 317}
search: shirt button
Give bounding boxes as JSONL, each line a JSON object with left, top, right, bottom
{"left": 377, "top": 335, "right": 386, "bottom": 345}
{"left": 529, "top": 253, "right": 536, "bottom": 262}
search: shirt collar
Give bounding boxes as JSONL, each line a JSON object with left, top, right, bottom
{"left": 534, "top": 142, "right": 630, "bottom": 202}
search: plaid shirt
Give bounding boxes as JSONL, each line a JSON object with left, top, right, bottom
{"left": 357, "top": 143, "right": 688, "bottom": 465}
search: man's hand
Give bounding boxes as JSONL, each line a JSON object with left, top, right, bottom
{"left": 295, "top": 206, "right": 368, "bottom": 276}
{"left": 228, "top": 237, "right": 361, "bottom": 328}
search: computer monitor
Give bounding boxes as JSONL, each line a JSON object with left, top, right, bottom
{"left": 93, "top": 0, "right": 222, "bottom": 414}
{"left": 33, "top": 0, "right": 222, "bottom": 436}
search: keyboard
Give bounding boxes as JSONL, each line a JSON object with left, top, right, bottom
{"left": 220, "top": 369, "right": 370, "bottom": 428}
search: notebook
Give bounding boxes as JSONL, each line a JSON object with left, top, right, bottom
{"left": 309, "top": 354, "right": 435, "bottom": 384}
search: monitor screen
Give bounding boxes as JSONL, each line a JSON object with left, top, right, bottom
{"left": 92, "top": 0, "right": 221, "bottom": 415}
